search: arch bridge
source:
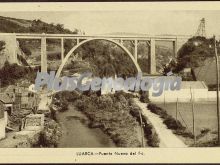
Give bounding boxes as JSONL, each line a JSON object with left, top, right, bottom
{"left": 0, "top": 33, "right": 191, "bottom": 75}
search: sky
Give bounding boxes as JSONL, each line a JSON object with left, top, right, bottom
{"left": 0, "top": 3, "right": 220, "bottom": 36}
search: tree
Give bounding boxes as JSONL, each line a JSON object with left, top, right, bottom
{"left": 0, "top": 41, "right": 5, "bottom": 52}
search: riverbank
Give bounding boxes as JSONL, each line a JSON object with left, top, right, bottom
{"left": 53, "top": 91, "right": 145, "bottom": 147}
{"left": 57, "top": 104, "right": 116, "bottom": 147}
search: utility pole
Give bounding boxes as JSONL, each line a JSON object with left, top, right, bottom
{"left": 176, "top": 97, "right": 178, "bottom": 121}
{"left": 190, "top": 87, "right": 196, "bottom": 144}
{"left": 139, "top": 111, "right": 145, "bottom": 147}
{"left": 214, "top": 35, "right": 220, "bottom": 145}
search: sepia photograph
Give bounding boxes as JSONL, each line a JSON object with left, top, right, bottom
{"left": 0, "top": 1, "right": 220, "bottom": 163}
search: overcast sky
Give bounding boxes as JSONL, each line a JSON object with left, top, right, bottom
{"left": 1, "top": 5, "right": 220, "bottom": 36}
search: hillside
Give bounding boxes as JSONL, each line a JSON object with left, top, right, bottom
{"left": 163, "top": 36, "right": 220, "bottom": 86}
{"left": 0, "top": 15, "right": 80, "bottom": 66}
{"left": 0, "top": 15, "right": 81, "bottom": 87}
{"left": 104, "top": 32, "right": 175, "bottom": 74}
{"left": 0, "top": 16, "right": 79, "bottom": 34}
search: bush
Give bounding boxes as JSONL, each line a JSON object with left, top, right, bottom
{"left": 33, "top": 120, "right": 61, "bottom": 147}
{"left": 140, "top": 91, "right": 149, "bottom": 103}
{"left": 147, "top": 103, "right": 193, "bottom": 139}
{"left": 174, "top": 129, "right": 194, "bottom": 138}
{"left": 0, "top": 61, "right": 36, "bottom": 87}
{"left": 147, "top": 132, "right": 160, "bottom": 147}
{"left": 147, "top": 103, "right": 167, "bottom": 118}
{"left": 163, "top": 116, "right": 185, "bottom": 130}
{"left": 58, "top": 101, "right": 68, "bottom": 112}
{"left": 142, "top": 116, "right": 160, "bottom": 147}
{"left": 191, "top": 138, "right": 218, "bottom": 147}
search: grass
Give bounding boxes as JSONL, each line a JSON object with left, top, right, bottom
{"left": 156, "top": 102, "right": 218, "bottom": 136}
{"left": 147, "top": 103, "right": 194, "bottom": 139}
{"left": 129, "top": 99, "right": 160, "bottom": 147}
{"left": 154, "top": 102, "right": 219, "bottom": 146}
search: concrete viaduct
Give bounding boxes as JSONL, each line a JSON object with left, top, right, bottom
{"left": 0, "top": 33, "right": 192, "bottom": 76}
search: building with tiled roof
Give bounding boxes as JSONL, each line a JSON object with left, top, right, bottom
{"left": 0, "top": 93, "right": 13, "bottom": 104}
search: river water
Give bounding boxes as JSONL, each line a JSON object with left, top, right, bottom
{"left": 57, "top": 105, "right": 116, "bottom": 147}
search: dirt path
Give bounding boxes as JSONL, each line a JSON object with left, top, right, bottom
{"left": 134, "top": 99, "right": 187, "bottom": 148}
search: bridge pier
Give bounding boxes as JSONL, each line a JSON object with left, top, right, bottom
{"left": 120, "top": 39, "right": 123, "bottom": 45}
{"left": 134, "top": 39, "right": 138, "bottom": 62}
{"left": 0, "top": 34, "right": 18, "bottom": 67}
{"left": 76, "top": 38, "right": 79, "bottom": 44}
{"left": 173, "top": 39, "right": 178, "bottom": 57}
{"left": 149, "top": 38, "right": 156, "bottom": 74}
{"left": 61, "top": 37, "right": 64, "bottom": 62}
{"left": 41, "top": 35, "right": 47, "bottom": 73}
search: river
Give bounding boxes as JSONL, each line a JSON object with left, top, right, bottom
{"left": 57, "top": 104, "right": 116, "bottom": 147}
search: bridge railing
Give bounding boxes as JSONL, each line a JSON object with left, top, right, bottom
{"left": 0, "top": 32, "right": 193, "bottom": 40}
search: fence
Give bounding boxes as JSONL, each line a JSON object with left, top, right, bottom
{"left": 156, "top": 101, "right": 218, "bottom": 137}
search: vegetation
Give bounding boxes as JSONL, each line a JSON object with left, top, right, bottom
{"left": 192, "top": 138, "right": 218, "bottom": 147}
{"left": 139, "top": 91, "right": 150, "bottom": 103}
{"left": 0, "top": 41, "right": 5, "bottom": 51}
{"left": 129, "top": 99, "right": 160, "bottom": 147}
{"left": 33, "top": 120, "right": 62, "bottom": 148}
{"left": 0, "top": 61, "right": 37, "bottom": 87}
{"left": 47, "top": 52, "right": 61, "bottom": 61}
{"left": 18, "top": 40, "right": 32, "bottom": 56}
{"left": 0, "top": 16, "right": 79, "bottom": 34}
{"left": 0, "top": 16, "right": 78, "bottom": 63}
{"left": 53, "top": 90, "right": 160, "bottom": 147}
{"left": 63, "top": 40, "right": 175, "bottom": 77}
{"left": 66, "top": 40, "right": 138, "bottom": 78}
{"left": 147, "top": 103, "right": 194, "bottom": 139}
{"left": 0, "top": 16, "right": 174, "bottom": 77}
{"left": 163, "top": 36, "right": 219, "bottom": 74}
{"left": 54, "top": 91, "right": 144, "bottom": 147}
{"left": 0, "top": 16, "right": 29, "bottom": 33}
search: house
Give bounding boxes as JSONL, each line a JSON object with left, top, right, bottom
{"left": 193, "top": 58, "right": 218, "bottom": 86}
{"left": 4, "top": 84, "right": 38, "bottom": 110}
{"left": 0, "top": 102, "right": 5, "bottom": 140}
{"left": 149, "top": 81, "right": 209, "bottom": 102}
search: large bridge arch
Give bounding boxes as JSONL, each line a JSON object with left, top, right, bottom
{"left": 55, "top": 38, "right": 142, "bottom": 78}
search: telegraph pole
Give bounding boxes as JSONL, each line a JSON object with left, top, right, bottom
{"left": 139, "top": 111, "right": 145, "bottom": 147}
{"left": 214, "top": 35, "right": 220, "bottom": 145}
{"left": 176, "top": 97, "right": 178, "bottom": 121}
{"left": 190, "top": 87, "right": 196, "bottom": 144}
